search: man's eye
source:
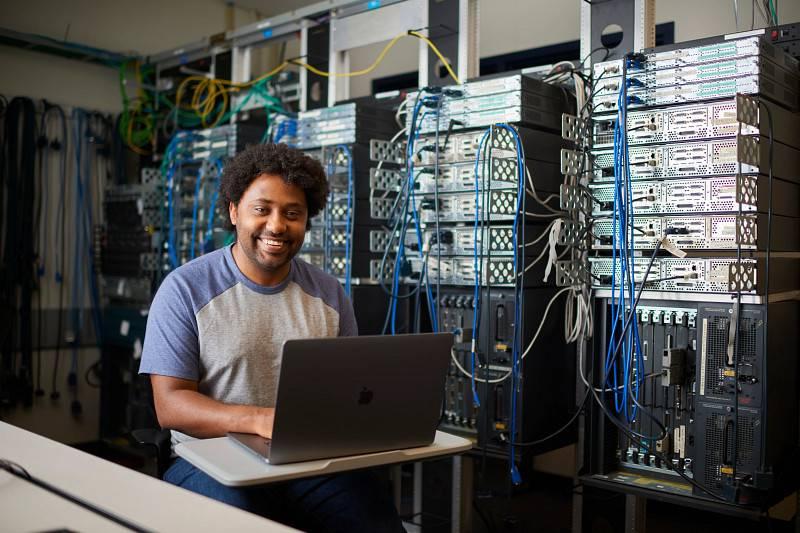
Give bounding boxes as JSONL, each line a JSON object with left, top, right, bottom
{"left": 254, "top": 207, "right": 266, "bottom": 214}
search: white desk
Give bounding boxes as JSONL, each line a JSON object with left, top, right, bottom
{"left": 175, "top": 430, "right": 472, "bottom": 486}
{"left": 177, "top": 431, "right": 474, "bottom": 533}
{"left": 0, "top": 421, "right": 295, "bottom": 532}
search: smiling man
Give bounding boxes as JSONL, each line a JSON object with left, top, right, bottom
{"left": 139, "top": 143, "right": 404, "bottom": 532}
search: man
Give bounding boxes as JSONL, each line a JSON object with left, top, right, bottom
{"left": 139, "top": 143, "right": 404, "bottom": 532}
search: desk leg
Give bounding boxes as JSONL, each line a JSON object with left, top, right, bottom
{"left": 452, "top": 455, "right": 473, "bottom": 533}
{"left": 571, "top": 487, "right": 583, "bottom": 533}
{"left": 624, "top": 494, "right": 647, "bottom": 533}
{"left": 405, "top": 463, "right": 423, "bottom": 533}
{"left": 391, "top": 465, "right": 402, "bottom": 513}
{"left": 451, "top": 456, "right": 462, "bottom": 533}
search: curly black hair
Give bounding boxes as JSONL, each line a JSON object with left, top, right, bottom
{"left": 219, "top": 143, "right": 329, "bottom": 230}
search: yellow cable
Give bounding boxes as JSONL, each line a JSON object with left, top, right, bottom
{"left": 408, "top": 31, "right": 461, "bottom": 85}
{"left": 290, "top": 31, "right": 460, "bottom": 84}
{"left": 171, "top": 30, "right": 461, "bottom": 125}
{"left": 291, "top": 33, "right": 406, "bottom": 78}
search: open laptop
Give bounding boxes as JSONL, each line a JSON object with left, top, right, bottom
{"left": 227, "top": 332, "right": 453, "bottom": 465}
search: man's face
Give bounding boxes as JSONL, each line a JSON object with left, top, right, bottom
{"left": 229, "top": 173, "right": 308, "bottom": 284}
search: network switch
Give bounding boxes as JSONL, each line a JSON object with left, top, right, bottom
{"left": 589, "top": 175, "right": 800, "bottom": 217}
{"left": 589, "top": 135, "right": 800, "bottom": 183}
{"left": 591, "top": 73, "right": 799, "bottom": 113}
{"left": 589, "top": 256, "right": 799, "bottom": 296}
{"left": 593, "top": 95, "right": 800, "bottom": 149}
{"left": 595, "top": 54, "right": 799, "bottom": 95}
{"left": 593, "top": 36, "right": 798, "bottom": 78}
{"left": 406, "top": 73, "right": 575, "bottom": 134}
{"left": 591, "top": 213, "right": 799, "bottom": 251}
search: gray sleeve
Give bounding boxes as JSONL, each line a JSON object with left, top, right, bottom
{"left": 139, "top": 274, "right": 200, "bottom": 380}
{"left": 338, "top": 285, "right": 358, "bottom": 337}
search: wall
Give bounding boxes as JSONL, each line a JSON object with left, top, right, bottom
{"left": 0, "top": 0, "right": 260, "bottom": 443}
{"left": 0, "top": 0, "right": 264, "bottom": 111}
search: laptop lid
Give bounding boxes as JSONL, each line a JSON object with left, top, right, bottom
{"left": 263, "top": 332, "right": 453, "bottom": 465}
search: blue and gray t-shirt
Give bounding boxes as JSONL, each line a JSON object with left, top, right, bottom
{"left": 139, "top": 244, "right": 357, "bottom": 446}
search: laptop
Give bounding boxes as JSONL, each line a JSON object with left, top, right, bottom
{"left": 227, "top": 332, "right": 453, "bottom": 465}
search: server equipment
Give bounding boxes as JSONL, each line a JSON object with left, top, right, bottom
{"left": 160, "top": 123, "right": 263, "bottom": 272}
{"left": 296, "top": 100, "right": 398, "bottom": 334}
{"left": 370, "top": 72, "right": 582, "bottom": 483}
{"left": 574, "top": 32, "right": 800, "bottom": 507}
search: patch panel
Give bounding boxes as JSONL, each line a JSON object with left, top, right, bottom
{"left": 591, "top": 137, "right": 759, "bottom": 182}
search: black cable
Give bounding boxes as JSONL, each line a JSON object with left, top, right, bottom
{"left": 0, "top": 97, "right": 37, "bottom": 408}
{"left": 509, "top": 388, "right": 590, "bottom": 447}
{"left": 0, "top": 459, "right": 152, "bottom": 532}
{"left": 433, "top": 97, "right": 443, "bottom": 330}
{"left": 51, "top": 104, "right": 68, "bottom": 400}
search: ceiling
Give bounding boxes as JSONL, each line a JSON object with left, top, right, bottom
{"left": 230, "top": 0, "right": 321, "bottom": 17}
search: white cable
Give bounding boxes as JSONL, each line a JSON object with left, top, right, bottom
{"left": 520, "top": 286, "right": 572, "bottom": 359}
{"left": 450, "top": 346, "right": 511, "bottom": 384}
{"left": 395, "top": 98, "right": 409, "bottom": 128}
{"left": 525, "top": 212, "right": 560, "bottom": 218}
{"left": 520, "top": 219, "right": 557, "bottom": 248}
{"left": 542, "top": 219, "right": 563, "bottom": 282}
{"left": 526, "top": 167, "right": 563, "bottom": 214}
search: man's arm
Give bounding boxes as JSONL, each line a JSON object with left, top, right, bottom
{"left": 151, "top": 375, "right": 275, "bottom": 439}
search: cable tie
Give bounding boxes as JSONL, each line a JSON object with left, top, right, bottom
{"left": 659, "top": 237, "right": 687, "bottom": 259}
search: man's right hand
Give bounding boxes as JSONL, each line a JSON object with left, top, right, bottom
{"left": 151, "top": 374, "right": 276, "bottom": 440}
{"left": 252, "top": 408, "right": 276, "bottom": 439}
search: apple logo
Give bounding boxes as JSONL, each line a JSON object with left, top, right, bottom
{"left": 358, "top": 387, "right": 374, "bottom": 405}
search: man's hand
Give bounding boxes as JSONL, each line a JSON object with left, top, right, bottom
{"left": 151, "top": 374, "right": 276, "bottom": 439}
{"left": 253, "top": 408, "right": 276, "bottom": 439}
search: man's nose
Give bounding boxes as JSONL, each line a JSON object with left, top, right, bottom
{"left": 266, "top": 212, "right": 287, "bottom": 234}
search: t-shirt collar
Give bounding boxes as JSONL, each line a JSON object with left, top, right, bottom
{"left": 224, "top": 243, "right": 294, "bottom": 295}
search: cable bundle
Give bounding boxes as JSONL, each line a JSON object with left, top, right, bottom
{"left": 604, "top": 66, "right": 646, "bottom": 425}
{"left": 0, "top": 97, "right": 37, "bottom": 407}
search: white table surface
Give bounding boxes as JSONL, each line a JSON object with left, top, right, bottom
{"left": 176, "top": 430, "right": 473, "bottom": 487}
{"left": 0, "top": 421, "right": 295, "bottom": 532}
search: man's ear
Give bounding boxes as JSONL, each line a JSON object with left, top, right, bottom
{"left": 229, "top": 201, "right": 238, "bottom": 226}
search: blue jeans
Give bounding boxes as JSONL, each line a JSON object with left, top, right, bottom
{"left": 164, "top": 458, "right": 405, "bottom": 532}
